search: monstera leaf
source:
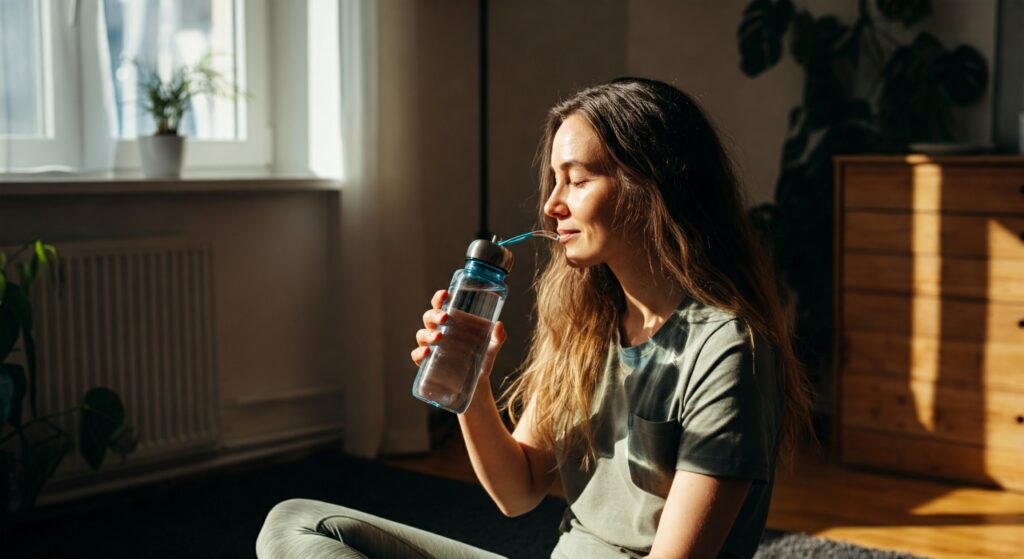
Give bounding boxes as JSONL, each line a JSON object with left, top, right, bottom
{"left": 878, "top": 32, "right": 986, "bottom": 145}
{"left": 790, "top": 12, "right": 848, "bottom": 70}
{"left": 876, "top": 0, "right": 931, "bottom": 27}
{"left": 937, "top": 45, "right": 988, "bottom": 105}
{"left": 738, "top": 0, "right": 795, "bottom": 76}
{"left": 79, "top": 387, "right": 126, "bottom": 470}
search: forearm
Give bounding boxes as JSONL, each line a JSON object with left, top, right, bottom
{"left": 458, "top": 383, "right": 546, "bottom": 517}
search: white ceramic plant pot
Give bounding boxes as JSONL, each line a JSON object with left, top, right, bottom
{"left": 138, "top": 134, "right": 185, "bottom": 178}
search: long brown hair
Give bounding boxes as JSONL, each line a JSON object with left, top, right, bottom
{"left": 500, "top": 78, "right": 813, "bottom": 469}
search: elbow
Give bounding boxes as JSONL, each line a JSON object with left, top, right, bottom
{"left": 495, "top": 502, "right": 529, "bottom": 518}
{"left": 494, "top": 496, "right": 540, "bottom": 518}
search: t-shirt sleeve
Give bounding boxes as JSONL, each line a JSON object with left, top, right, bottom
{"left": 675, "top": 319, "right": 775, "bottom": 483}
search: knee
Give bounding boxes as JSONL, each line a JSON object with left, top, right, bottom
{"left": 256, "top": 498, "right": 333, "bottom": 557}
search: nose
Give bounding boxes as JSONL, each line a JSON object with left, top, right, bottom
{"left": 543, "top": 183, "right": 569, "bottom": 219}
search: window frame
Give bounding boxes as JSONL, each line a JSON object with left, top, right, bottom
{"left": 110, "top": 0, "right": 272, "bottom": 171}
{"left": 0, "top": 0, "right": 272, "bottom": 173}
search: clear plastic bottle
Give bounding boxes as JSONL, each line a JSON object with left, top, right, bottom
{"left": 412, "top": 238, "right": 513, "bottom": 414}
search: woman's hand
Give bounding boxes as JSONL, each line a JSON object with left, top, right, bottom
{"left": 410, "top": 290, "right": 507, "bottom": 381}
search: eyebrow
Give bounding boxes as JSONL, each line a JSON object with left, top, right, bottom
{"left": 552, "top": 159, "right": 595, "bottom": 172}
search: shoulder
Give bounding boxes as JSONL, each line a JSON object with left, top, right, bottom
{"left": 671, "top": 298, "right": 749, "bottom": 353}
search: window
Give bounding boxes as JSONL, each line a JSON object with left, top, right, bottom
{"left": 0, "top": 0, "right": 47, "bottom": 139}
{"left": 107, "top": 0, "right": 271, "bottom": 169}
{"left": 105, "top": 0, "right": 242, "bottom": 140}
{"left": 0, "top": 0, "right": 270, "bottom": 172}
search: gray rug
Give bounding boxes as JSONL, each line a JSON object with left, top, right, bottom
{"left": 756, "top": 530, "right": 928, "bottom": 559}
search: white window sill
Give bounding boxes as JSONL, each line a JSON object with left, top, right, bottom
{"left": 0, "top": 168, "right": 342, "bottom": 197}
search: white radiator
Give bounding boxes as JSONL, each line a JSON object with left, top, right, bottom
{"left": 30, "top": 237, "right": 220, "bottom": 475}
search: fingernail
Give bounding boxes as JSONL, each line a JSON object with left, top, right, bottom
{"left": 431, "top": 331, "right": 442, "bottom": 342}
{"left": 439, "top": 313, "right": 449, "bottom": 324}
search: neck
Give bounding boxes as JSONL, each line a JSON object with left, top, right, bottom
{"left": 608, "top": 250, "right": 685, "bottom": 347}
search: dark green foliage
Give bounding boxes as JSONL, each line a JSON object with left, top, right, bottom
{"left": 0, "top": 241, "right": 137, "bottom": 513}
{"left": 80, "top": 387, "right": 126, "bottom": 470}
{"left": 738, "top": 0, "right": 795, "bottom": 77}
{"left": 876, "top": 0, "right": 931, "bottom": 27}
{"left": 736, "top": 1, "right": 987, "bottom": 377}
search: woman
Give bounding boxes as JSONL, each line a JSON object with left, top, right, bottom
{"left": 257, "top": 77, "right": 812, "bottom": 559}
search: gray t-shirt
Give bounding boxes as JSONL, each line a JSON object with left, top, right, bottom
{"left": 551, "top": 298, "right": 783, "bottom": 559}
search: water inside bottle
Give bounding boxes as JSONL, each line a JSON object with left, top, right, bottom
{"left": 414, "top": 286, "right": 505, "bottom": 413}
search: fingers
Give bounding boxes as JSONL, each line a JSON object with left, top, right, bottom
{"left": 414, "top": 292, "right": 448, "bottom": 366}
{"left": 416, "top": 328, "right": 443, "bottom": 347}
{"left": 410, "top": 345, "right": 430, "bottom": 366}
{"left": 421, "top": 308, "right": 449, "bottom": 329}
{"left": 479, "top": 321, "right": 506, "bottom": 379}
{"left": 431, "top": 290, "right": 448, "bottom": 310}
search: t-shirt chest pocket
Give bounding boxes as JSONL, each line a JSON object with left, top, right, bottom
{"left": 627, "top": 413, "right": 680, "bottom": 497}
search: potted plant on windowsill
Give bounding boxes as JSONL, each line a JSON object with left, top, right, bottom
{"left": 135, "top": 54, "right": 239, "bottom": 178}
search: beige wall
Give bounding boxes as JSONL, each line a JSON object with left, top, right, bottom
{"left": 0, "top": 188, "right": 348, "bottom": 494}
{"left": 623, "top": 0, "right": 997, "bottom": 204}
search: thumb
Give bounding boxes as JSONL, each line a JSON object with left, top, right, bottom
{"left": 489, "top": 321, "right": 507, "bottom": 349}
{"left": 479, "top": 321, "right": 506, "bottom": 378}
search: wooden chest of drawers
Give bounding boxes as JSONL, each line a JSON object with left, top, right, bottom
{"left": 834, "top": 155, "right": 1024, "bottom": 490}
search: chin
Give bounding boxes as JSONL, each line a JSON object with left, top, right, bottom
{"left": 563, "top": 251, "right": 598, "bottom": 269}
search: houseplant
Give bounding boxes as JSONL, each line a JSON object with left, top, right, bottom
{"left": 135, "top": 53, "right": 239, "bottom": 178}
{"left": 0, "top": 241, "right": 136, "bottom": 528}
{"left": 736, "top": 0, "right": 987, "bottom": 422}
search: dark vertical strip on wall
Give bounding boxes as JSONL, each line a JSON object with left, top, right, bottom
{"left": 477, "top": 0, "right": 491, "bottom": 239}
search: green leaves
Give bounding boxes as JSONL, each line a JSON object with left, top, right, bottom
{"left": 937, "top": 45, "right": 988, "bottom": 105}
{"left": 134, "top": 53, "right": 241, "bottom": 136}
{"left": 879, "top": 32, "right": 987, "bottom": 146}
{"left": 790, "top": 13, "right": 848, "bottom": 70}
{"left": 738, "top": 0, "right": 795, "bottom": 77}
{"left": 0, "top": 240, "right": 135, "bottom": 512}
{"left": 876, "top": 0, "right": 931, "bottom": 27}
{"left": 80, "top": 387, "right": 127, "bottom": 470}
{"left": 1, "top": 364, "right": 26, "bottom": 427}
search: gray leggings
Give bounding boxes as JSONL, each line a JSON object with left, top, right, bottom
{"left": 256, "top": 498, "right": 506, "bottom": 559}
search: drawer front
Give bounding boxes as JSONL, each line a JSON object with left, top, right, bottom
{"left": 844, "top": 212, "right": 1024, "bottom": 260}
{"left": 842, "top": 331, "right": 1024, "bottom": 393}
{"left": 841, "top": 371, "right": 1024, "bottom": 451}
{"left": 842, "top": 292, "right": 1024, "bottom": 344}
{"left": 841, "top": 427, "right": 1024, "bottom": 490}
{"left": 843, "top": 252, "right": 1024, "bottom": 303}
{"left": 842, "top": 163, "right": 1024, "bottom": 214}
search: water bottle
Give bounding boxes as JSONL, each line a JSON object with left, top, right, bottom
{"left": 412, "top": 238, "right": 513, "bottom": 414}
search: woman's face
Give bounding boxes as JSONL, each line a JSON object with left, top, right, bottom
{"left": 544, "top": 114, "right": 628, "bottom": 268}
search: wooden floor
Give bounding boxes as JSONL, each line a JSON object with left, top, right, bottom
{"left": 384, "top": 434, "right": 1024, "bottom": 559}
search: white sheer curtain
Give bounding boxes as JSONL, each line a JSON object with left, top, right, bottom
{"left": 338, "top": 0, "right": 386, "bottom": 457}
{"left": 0, "top": 0, "right": 117, "bottom": 173}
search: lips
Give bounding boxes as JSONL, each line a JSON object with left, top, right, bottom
{"left": 556, "top": 229, "right": 579, "bottom": 243}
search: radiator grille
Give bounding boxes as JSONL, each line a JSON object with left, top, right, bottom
{"left": 29, "top": 237, "right": 219, "bottom": 474}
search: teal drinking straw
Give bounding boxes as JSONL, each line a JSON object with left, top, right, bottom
{"left": 496, "top": 230, "right": 559, "bottom": 246}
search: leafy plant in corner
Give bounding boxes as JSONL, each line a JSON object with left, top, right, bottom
{"left": 736, "top": 0, "right": 987, "bottom": 395}
{"left": 0, "top": 241, "right": 137, "bottom": 521}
